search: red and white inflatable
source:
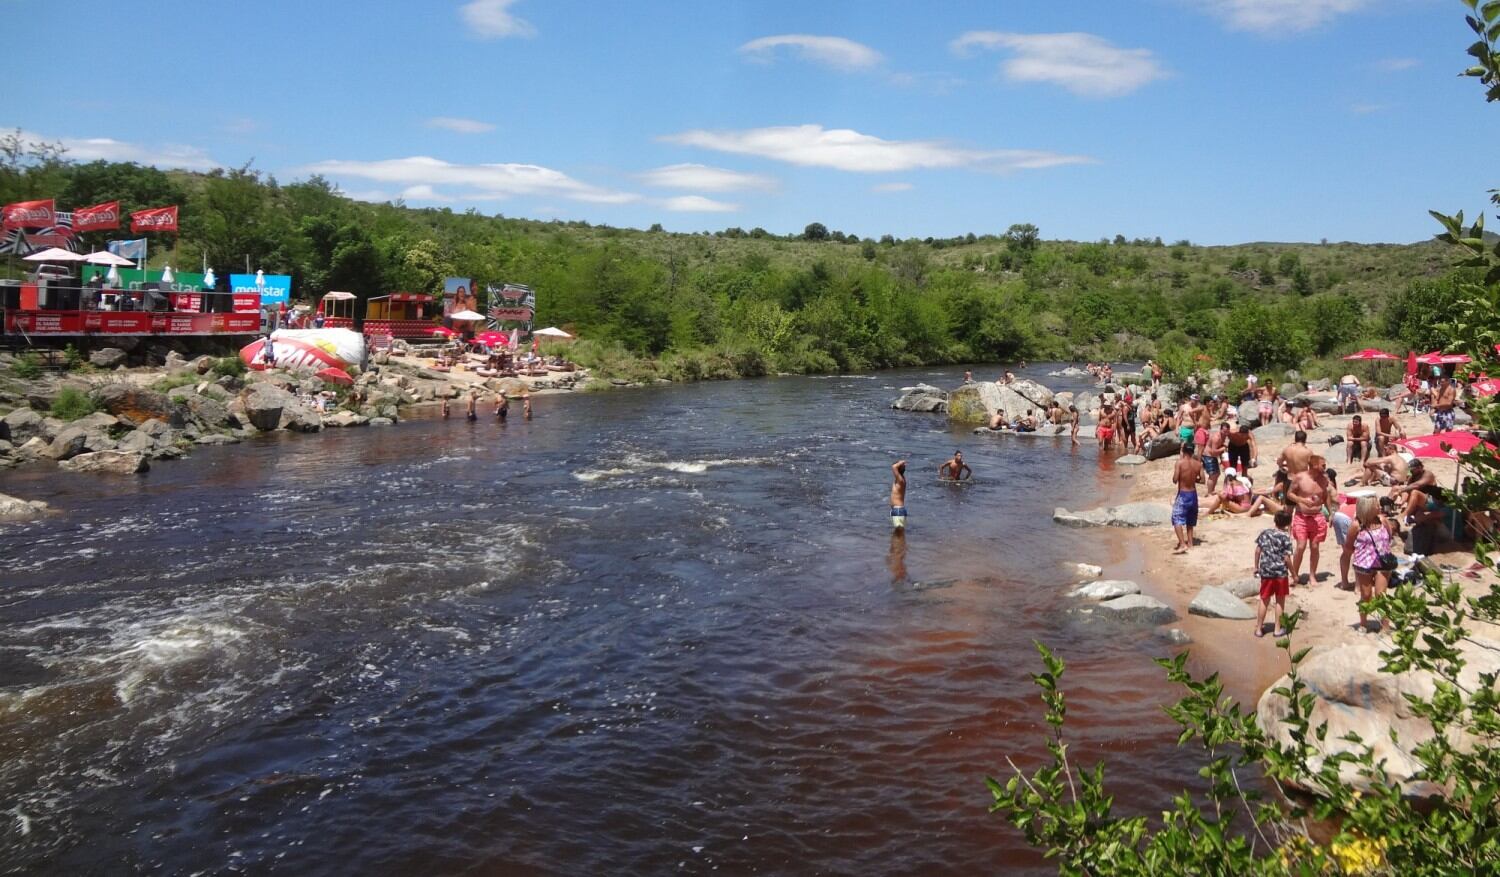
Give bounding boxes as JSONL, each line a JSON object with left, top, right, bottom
{"left": 241, "top": 328, "right": 365, "bottom": 373}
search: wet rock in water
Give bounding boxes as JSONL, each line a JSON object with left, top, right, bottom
{"left": 239, "top": 384, "right": 289, "bottom": 431}
{"left": 95, "top": 384, "right": 188, "bottom": 427}
{"left": 195, "top": 433, "right": 239, "bottom": 445}
{"left": 1142, "top": 434, "right": 1182, "bottom": 461}
{"left": 1069, "top": 579, "right": 1141, "bottom": 600}
{"left": 1053, "top": 501, "right": 1171, "bottom": 528}
{"left": 1094, "top": 594, "right": 1178, "bottom": 625}
{"left": 369, "top": 417, "right": 395, "bottom": 426}
{"left": 1188, "top": 585, "right": 1257, "bottom": 620}
{"left": 1072, "top": 562, "right": 1103, "bottom": 581}
{"left": 2, "top": 408, "right": 47, "bottom": 444}
{"left": 946, "top": 379, "right": 1055, "bottom": 425}
{"left": 1159, "top": 628, "right": 1193, "bottom": 646}
{"left": 59, "top": 450, "right": 149, "bottom": 474}
{"left": 1221, "top": 577, "right": 1261, "bottom": 599}
{"left": 89, "top": 347, "right": 128, "bottom": 369}
{"left": 891, "top": 384, "right": 947, "bottom": 413}
{"left": 1115, "top": 454, "right": 1147, "bottom": 465}
{"left": 1057, "top": 366, "right": 1086, "bottom": 378}
{"left": 323, "top": 410, "right": 369, "bottom": 428}
{"left": 1258, "top": 640, "right": 1500, "bottom": 795}
{"left": 0, "top": 491, "right": 48, "bottom": 520}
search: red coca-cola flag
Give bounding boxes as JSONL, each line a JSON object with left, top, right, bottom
{"left": 2, "top": 199, "right": 56, "bottom": 230}
{"left": 72, "top": 200, "right": 121, "bottom": 232}
{"left": 130, "top": 205, "right": 179, "bottom": 233}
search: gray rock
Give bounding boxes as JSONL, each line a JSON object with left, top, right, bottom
{"left": 1284, "top": 369, "right": 1302, "bottom": 384}
{"left": 1115, "top": 454, "right": 1147, "bottom": 465}
{"left": 1070, "top": 579, "right": 1142, "bottom": 600}
{"left": 1143, "top": 434, "right": 1182, "bottom": 461}
{"left": 322, "top": 410, "right": 369, "bottom": 428}
{"left": 892, "top": 384, "right": 947, "bottom": 413}
{"left": 946, "top": 379, "right": 1055, "bottom": 425}
{"left": 195, "top": 433, "right": 239, "bottom": 445}
{"left": 58, "top": 450, "right": 148, "bottom": 474}
{"left": 1072, "top": 563, "right": 1103, "bottom": 581}
{"left": 180, "top": 393, "right": 230, "bottom": 429}
{"left": 1159, "top": 628, "right": 1193, "bottom": 645}
{"left": 1279, "top": 382, "right": 1301, "bottom": 399}
{"left": 114, "top": 429, "right": 160, "bottom": 455}
{"left": 369, "top": 416, "right": 395, "bottom": 426}
{"left": 240, "top": 384, "right": 321, "bottom": 433}
{"left": 0, "top": 492, "right": 48, "bottom": 520}
{"left": 89, "top": 347, "right": 128, "bottom": 369}
{"left": 1294, "top": 392, "right": 1343, "bottom": 415}
{"left": 2, "top": 408, "right": 47, "bottom": 444}
{"left": 1188, "top": 585, "right": 1258, "bottom": 620}
{"left": 95, "top": 385, "right": 187, "bottom": 427}
{"left": 1221, "top": 577, "right": 1261, "bottom": 599}
{"left": 190, "top": 354, "right": 216, "bottom": 374}
{"left": 1095, "top": 594, "right": 1178, "bottom": 625}
{"left": 15, "top": 436, "right": 50, "bottom": 459}
{"left": 46, "top": 424, "right": 115, "bottom": 460}
{"left": 1307, "top": 378, "right": 1331, "bottom": 392}
{"left": 1053, "top": 501, "right": 1171, "bottom": 529}
{"left": 164, "top": 350, "right": 190, "bottom": 372}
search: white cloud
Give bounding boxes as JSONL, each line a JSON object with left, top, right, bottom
{"left": 872, "top": 182, "right": 913, "bottom": 193}
{"left": 951, "top": 31, "right": 1167, "bottom": 97}
{"left": 637, "top": 163, "right": 776, "bottom": 192}
{"left": 1201, "top": 0, "right": 1368, "bottom": 33}
{"left": 300, "top": 155, "right": 638, "bottom": 204}
{"left": 1376, "top": 57, "right": 1419, "bottom": 72}
{"left": 661, "top": 124, "right": 1093, "bottom": 174}
{"left": 657, "top": 195, "right": 739, "bottom": 213}
{"left": 739, "top": 34, "right": 884, "bottom": 71}
{"left": 16, "top": 129, "right": 219, "bottom": 170}
{"left": 344, "top": 189, "right": 394, "bottom": 203}
{"left": 459, "top": 0, "right": 535, "bottom": 39}
{"left": 425, "top": 116, "right": 496, "bottom": 134}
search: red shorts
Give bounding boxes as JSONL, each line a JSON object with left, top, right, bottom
{"left": 1098, "top": 427, "right": 1114, "bottom": 441}
{"left": 1292, "top": 511, "right": 1328, "bottom": 543}
{"left": 1260, "top": 576, "right": 1289, "bottom": 601}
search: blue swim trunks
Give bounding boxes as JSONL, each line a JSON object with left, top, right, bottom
{"left": 1201, "top": 455, "right": 1220, "bottom": 477}
{"left": 1171, "top": 489, "right": 1199, "bottom": 527}
{"left": 890, "top": 506, "right": 907, "bottom": 528}
{"left": 1434, "top": 409, "right": 1455, "bottom": 432}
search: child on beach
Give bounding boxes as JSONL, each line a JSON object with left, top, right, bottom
{"left": 1253, "top": 509, "right": 1295, "bottom": 638}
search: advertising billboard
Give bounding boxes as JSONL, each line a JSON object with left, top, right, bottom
{"left": 443, "top": 277, "right": 476, "bottom": 318}
{"left": 229, "top": 273, "right": 291, "bottom": 305}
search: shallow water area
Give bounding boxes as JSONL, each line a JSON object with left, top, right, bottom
{"left": 1, "top": 364, "right": 1209, "bottom": 874}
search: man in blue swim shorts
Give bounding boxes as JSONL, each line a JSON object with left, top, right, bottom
{"left": 1171, "top": 442, "right": 1203, "bottom": 554}
{"left": 890, "top": 459, "right": 907, "bottom": 529}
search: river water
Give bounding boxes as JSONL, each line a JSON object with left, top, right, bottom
{"left": 0, "top": 364, "right": 1206, "bottom": 874}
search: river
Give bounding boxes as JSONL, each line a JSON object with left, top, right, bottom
{"left": 0, "top": 364, "right": 1206, "bottom": 874}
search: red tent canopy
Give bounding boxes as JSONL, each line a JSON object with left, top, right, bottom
{"left": 1342, "top": 348, "right": 1399, "bottom": 361}
{"left": 1396, "top": 431, "right": 1493, "bottom": 460}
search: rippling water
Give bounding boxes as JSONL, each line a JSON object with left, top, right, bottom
{"left": 0, "top": 365, "right": 1205, "bottom": 874}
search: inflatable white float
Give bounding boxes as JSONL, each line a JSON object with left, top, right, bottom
{"left": 240, "top": 328, "right": 366, "bottom": 373}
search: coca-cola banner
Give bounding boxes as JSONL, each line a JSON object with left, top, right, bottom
{"left": 72, "top": 201, "right": 121, "bottom": 232}
{"left": 130, "top": 205, "right": 179, "bottom": 233}
{"left": 2, "top": 199, "right": 56, "bottom": 230}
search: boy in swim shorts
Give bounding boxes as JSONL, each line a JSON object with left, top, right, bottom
{"left": 1253, "top": 509, "right": 1295, "bottom": 637}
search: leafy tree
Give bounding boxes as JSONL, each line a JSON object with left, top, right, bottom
{"left": 802, "top": 222, "right": 829, "bottom": 241}
{"left": 1003, "top": 223, "right": 1040, "bottom": 265}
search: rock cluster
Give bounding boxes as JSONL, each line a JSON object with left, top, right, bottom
{"left": 891, "top": 384, "right": 947, "bottom": 413}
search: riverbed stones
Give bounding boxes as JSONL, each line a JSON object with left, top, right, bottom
{"left": 1159, "top": 628, "right": 1193, "bottom": 646}
{"left": 195, "top": 433, "right": 239, "bottom": 445}
{"left": 1069, "top": 579, "right": 1141, "bottom": 600}
{"left": 89, "top": 347, "right": 128, "bottom": 369}
{"left": 891, "top": 384, "right": 947, "bottom": 413}
{"left": 369, "top": 416, "right": 395, "bottom": 426}
{"left": 1094, "top": 594, "right": 1178, "bottom": 625}
{"left": 1073, "top": 562, "right": 1103, "bottom": 580}
{"left": 95, "top": 384, "right": 187, "bottom": 427}
{"left": 2, "top": 408, "right": 47, "bottom": 444}
{"left": 322, "top": 410, "right": 369, "bottom": 428}
{"left": 45, "top": 423, "right": 116, "bottom": 460}
{"left": 0, "top": 492, "right": 47, "bottom": 520}
{"left": 1115, "top": 454, "right": 1147, "bottom": 465}
{"left": 59, "top": 449, "right": 148, "bottom": 474}
{"left": 1188, "top": 585, "right": 1257, "bottom": 620}
{"left": 1220, "top": 577, "right": 1261, "bottom": 599}
{"left": 1257, "top": 640, "right": 1500, "bottom": 794}
{"left": 1053, "top": 501, "right": 1171, "bottom": 528}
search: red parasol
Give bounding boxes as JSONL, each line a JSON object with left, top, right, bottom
{"left": 426, "top": 326, "right": 458, "bottom": 337}
{"left": 1415, "top": 351, "right": 1472, "bottom": 365}
{"left": 316, "top": 367, "right": 354, "bottom": 386}
{"left": 1342, "top": 348, "right": 1399, "bottom": 361}
{"left": 475, "top": 331, "right": 508, "bottom": 346}
{"left": 1395, "top": 431, "right": 1493, "bottom": 460}
{"left": 1471, "top": 377, "right": 1500, "bottom": 398}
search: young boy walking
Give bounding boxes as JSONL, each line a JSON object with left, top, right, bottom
{"left": 1253, "top": 509, "right": 1295, "bottom": 638}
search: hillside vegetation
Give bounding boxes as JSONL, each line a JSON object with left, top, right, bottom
{"left": 1, "top": 132, "right": 1461, "bottom": 381}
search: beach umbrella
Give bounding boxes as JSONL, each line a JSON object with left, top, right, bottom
{"left": 84, "top": 251, "right": 134, "bottom": 266}
{"left": 425, "top": 326, "right": 458, "bottom": 337}
{"left": 475, "top": 331, "right": 507, "bottom": 346}
{"left": 1342, "top": 348, "right": 1399, "bottom": 361}
{"left": 161, "top": 265, "right": 175, "bottom": 284}
{"left": 1471, "top": 377, "right": 1500, "bottom": 398}
{"left": 1415, "top": 351, "right": 1472, "bottom": 365}
{"left": 1395, "top": 431, "right": 1493, "bottom": 461}
{"left": 533, "top": 326, "right": 573, "bottom": 338}
{"left": 449, "top": 309, "right": 485, "bottom": 321}
{"left": 316, "top": 366, "right": 354, "bottom": 386}
{"left": 22, "top": 246, "right": 87, "bottom": 262}
{"left": 204, "top": 268, "right": 217, "bottom": 289}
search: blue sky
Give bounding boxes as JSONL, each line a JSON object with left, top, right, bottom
{"left": 3, "top": 0, "right": 1493, "bottom": 243}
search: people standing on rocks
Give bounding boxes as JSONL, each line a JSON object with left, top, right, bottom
{"left": 1171, "top": 442, "right": 1204, "bottom": 554}
{"left": 1287, "top": 454, "right": 1333, "bottom": 585}
{"left": 1433, "top": 373, "right": 1458, "bottom": 432}
{"left": 890, "top": 460, "right": 908, "bottom": 530}
{"left": 1351, "top": 496, "right": 1394, "bottom": 633}
{"left": 1226, "top": 423, "right": 1257, "bottom": 474}
{"left": 1120, "top": 389, "right": 1138, "bottom": 452}
{"left": 938, "top": 451, "right": 972, "bottom": 482}
{"left": 1346, "top": 415, "right": 1371, "bottom": 465}
{"left": 1253, "top": 508, "right": 1295, "bottom": 638}
{"left": 1278, "top": 430, "right": 1312, "bottom": 475}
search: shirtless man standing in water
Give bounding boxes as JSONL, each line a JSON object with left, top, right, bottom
{"left": 1171, "top": 442, "right": 1204, "bottom": 554}
{"left": 938, "top": 451, "right": 972, "bottom": 482}
{"left": 890, "top": 460, "right": 908, "bottom": 530}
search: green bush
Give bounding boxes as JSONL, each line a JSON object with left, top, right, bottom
{"left": 50, "top": 387, "right": 97, "bottom": 421}
{"left": 63, "top": 344, "right": 85, "bottom": 371}
{"left": 211, "top": 356, "right": 247, "bottom": 377}
{"left": 11, "top": 353, "right": 41, "bottom": 380}
{"left": 152, "top": 373, "right": 199, "bottom": 393}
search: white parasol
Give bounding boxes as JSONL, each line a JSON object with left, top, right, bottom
{"left": 161, "top": 265, "right": 175, "bottom": 284}
{"left": 22, "top": 246, "right": 87, "bottom": 262}
{"left": 203, "top": 268, "right": 217, "bottom": 289}
{"left": 84, "top": 251, "right": 135, "bottom": 266}
{"left": 450, "top": 309, "right": 485, "bottom": 321}
{"left": 105, "top": 265, "right": 121, "bottom": 286}
{"left": 533, "top": 326, "right": 573, "bottom": 338}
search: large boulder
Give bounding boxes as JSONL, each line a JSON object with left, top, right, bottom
{"left": 58, "top": 450, "right": 148, "bottom": 474}
{"left": 322, "top": 410, "right": 369, "bottom": 428}
{"left": 892, "top": 384, "right": 947, "bottom": 413}
{"left": 1094, "top": 594, "right": 1178, "bottom": 625}
{"left": 1188, "top": 585, "right": 1257, "bottom": 619}
{"left": 1294, "top": 392, "right": 1343, "bottom": 415}
{"left": 1142, "top": 433, "right": 1182, "bottom": 461}
{"left": 2, "top": 408, "right": 47, "bottom": 444}
{"left": 1053, "top": 502, "right": 1171, "bottom": 528}
{"left": 947, "top": 379, "right": 1055, "bottom": 425}
{"left": 174, "top": 391, "right": 230, "bottom": 429}
{"left": 1070, "top": 580, "right": 1142, "bottom": 600}
{"left": 0, "top": 492, "right": 48, "bottom": 520}
{"left": 89, "top": 347, "right": 128, "bottom": 369}
{"left": 95, "top": 385, "right": 187, "bottom": 427}
{"left": 45, "top": 424, "right": 116, "bottom": 460}
{"left": 239, "top": 384, "right": 321, "bottom": 432}
{"left": 1220, "top": 577, "right": 1261, "bottom": 599}
{"left": 1257, "top": 641, "right": 1500, "bottom": 794}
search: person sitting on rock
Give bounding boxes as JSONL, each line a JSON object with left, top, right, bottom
{"left": 1293, "top": 403, "right": 1320, "bottom": 431}
{"left": 1373, "top": 409, "right": 1405, "bottom": 457}
{"left": 1016, "top": 409, "right": 1038, "bottom": 432}
{"left": 1248, "top": 471, "right": 1292, "bottom": 517}
{"left": 987, "top": 409, "right": 1011, "bottom": 431}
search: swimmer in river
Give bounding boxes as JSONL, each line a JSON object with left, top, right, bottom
{"left": 522, "top": 393, "right": 532, "bottom": 419}
{"left": 890, "top": 459, "right": 907, "bottom": 530}
{"left": 441, "top": 398, "right": 450, "bottom": 419}
{"left": 495, "top": 393, "right": 509, "bottom": 421}
{"left": 466, "top": 391, "right": 478, "bottom": 421}
{"left": 938, "top": 450, "right": 972, "bottom": 482}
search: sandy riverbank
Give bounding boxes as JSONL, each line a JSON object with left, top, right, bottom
{"left": 1115, "top": 410, "right": 1499, "bottom": 702}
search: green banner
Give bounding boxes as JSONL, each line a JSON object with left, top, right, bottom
{"left": 80, "top": 267, "right": 207, "bottom": 290}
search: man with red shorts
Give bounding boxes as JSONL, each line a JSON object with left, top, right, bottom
{"left": 1287, "top": 454, "right": 1333, "bottom": 585}
{"left": 1253, "top": 509, "right": 1295, "bottom": 637}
